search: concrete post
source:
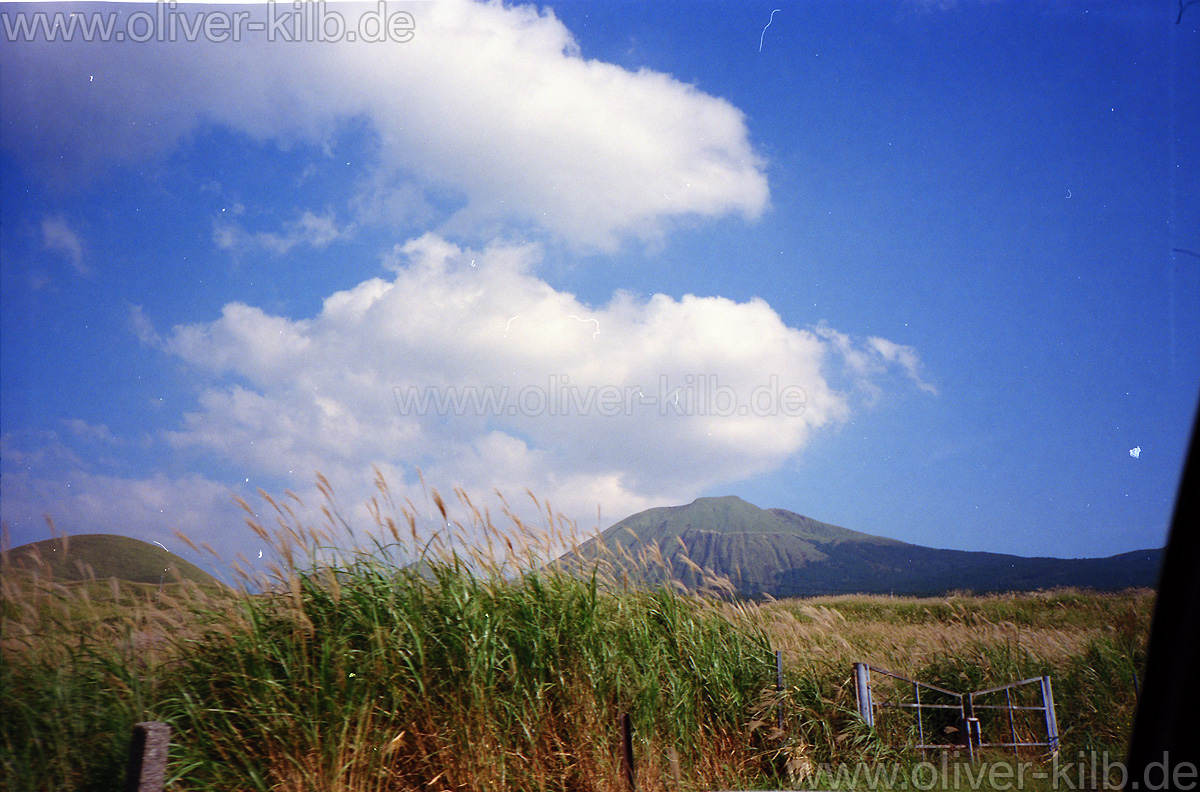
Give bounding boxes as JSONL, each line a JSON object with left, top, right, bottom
{"left": 124, "top": 721, "right": 170, "bottom": 792}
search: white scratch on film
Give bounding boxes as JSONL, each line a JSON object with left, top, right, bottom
{"left": 568, "top": 315, "right": 600, "bottom": 337}
{"left": 152, "top": 541, "right": 168, "bottom": 552}
{"left": 759, "top": 9, "right": 781, "bottom": 52}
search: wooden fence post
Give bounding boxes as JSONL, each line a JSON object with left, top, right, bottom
{"left": 619, "top": 712, "right": 635, "bottom": 791}
{"left": 124, "top": 721, "right": 170, "bottom": 792}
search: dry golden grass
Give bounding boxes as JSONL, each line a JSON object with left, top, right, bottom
{"left": 728, "top": 589, "right": 1154, "bottom": 679}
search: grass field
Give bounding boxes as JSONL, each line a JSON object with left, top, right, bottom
{"left": 739, "top": 588, "right": 1152, "bottom": 782}
{"left": 1, "top": 482, "right": 1154, "bottom": 791}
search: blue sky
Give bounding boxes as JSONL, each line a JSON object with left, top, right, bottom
{"left": 2, "top": 0, "right": 1198, "bottom": 576}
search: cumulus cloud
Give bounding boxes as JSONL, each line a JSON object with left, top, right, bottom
{"left": 4, "top": 234, "right": 936, "bottom": 555}
{"left": 2, "top": 0, "right": 769, "bottom": 250}
{"left": 0, "top": 0, "right": 935, "bottom": 556}
{"left": 136, "top": 233, "right": 929, "bottom": 535}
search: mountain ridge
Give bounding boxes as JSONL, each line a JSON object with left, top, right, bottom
{"left": 558, "top": 495, "right": 1162, "bottom": 598}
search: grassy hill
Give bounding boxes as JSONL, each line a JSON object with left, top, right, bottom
{"left": 557, "top": 495, "right": 1163, "bottom": 598}
{"left": 3, "top": 533, "right": 223, "bottom": 588}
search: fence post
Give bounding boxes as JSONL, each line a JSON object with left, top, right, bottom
{"left": 619, "top": 712, "right": 635, "bottom": 791}
{"left": 1040, "top": 676, "right": 1060, "bottom": 756}
{"left": 853, "top": 663, "right": 874, "bottom": 727}
{"left": 123, "top": 721, "right": 170, "bottom": 792}
{"left": 961, "top": 693, "right": 977, "bottom": 761}
{"left": 914, "top": 682, "right": 924, "bottom": 751}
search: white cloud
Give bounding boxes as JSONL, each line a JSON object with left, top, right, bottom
{"left": 214, "top": 210, "right": 347, "bottom": 257}
{"left": 0, "top": 466, "right": 245, "bottom": 564}
{"left": 129, "top": 304, "right": 164, "bottom": 348}
{"left": 140, "top": 233, "right": 930, "bottom": 537}
{"left": 3, "top": 0, "right": 769, "bottom": 251}
{"left": 868, "top": 336, "right": 938, "bottom": 395}
{"left": 41, "top": 215, "right": 88, "bottom": 274}
{"left": 813, "top": 324, "right": 938, "bottom": 404}
{"left": 61, "top": 419, "right": 118, "bottom": 443}
{"left": 0, "top": 1, "right": 934, "bottom": 555}
{"left": 1, "top": 429, "right": 85, "bottom": 471}
{"left": 3, "top": 231, "right": 935, "bottom": 557}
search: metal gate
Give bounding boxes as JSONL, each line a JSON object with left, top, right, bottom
{"left": 853, "top": 663, "right": 1059, "bottom": 759}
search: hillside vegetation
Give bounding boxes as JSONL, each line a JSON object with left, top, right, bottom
{"left": 5, "top": 532, "right": 224, "bottom": 588}
{"left": 1, "top": 483, "right": 1153, "bottom": 791}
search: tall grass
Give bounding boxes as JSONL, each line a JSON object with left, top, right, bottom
{"left": 3, "top": 479, "right": 781, "bottom": 791}
{"left": 163, "top": 556, "right": 774, "bottom": 790}
{"left": 1, "top": 478, "right": 1154, "bottom": 791}
{"left": 1, "top": 550, "right": 200, "bottom": 790}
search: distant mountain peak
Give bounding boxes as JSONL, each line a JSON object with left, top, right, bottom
{"left": 688, "top": 495, "right": 753, "bottom": 506}
{"left": 556, "top": 497, "right": 1162, "bottom": 599}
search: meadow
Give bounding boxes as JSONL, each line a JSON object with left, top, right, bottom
{"left": 1, "top": 481, "right": 1153, "bottom": 791}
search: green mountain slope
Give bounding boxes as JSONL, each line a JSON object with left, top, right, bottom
{"left": 558, "top": 496, "right": 1162, "bottom": 598}
{"left": 4, "top": 534, "right": 223, "bottom": 588}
